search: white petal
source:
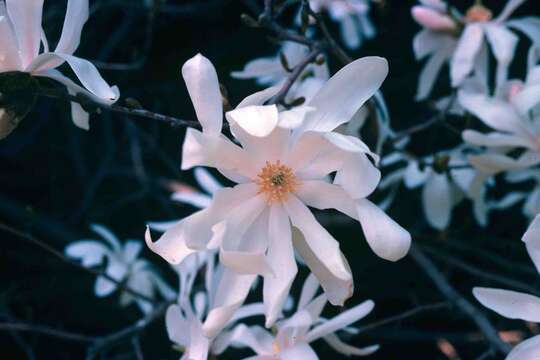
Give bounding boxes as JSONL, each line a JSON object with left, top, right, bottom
{"left": 166, "top": 304, "right": 189, "bottom": 346}
{"left": 226, "top": 105, "right": 278, "bottom": 137}
{"left": 413, "top": 29, "right": 442, "bottom": 59}
{"left": 411, "top": 6, "right": 457, "bottom": 32}
{"left": 306, "top": 300, "right": 374, "bottom": 342}
{"left": 458, "top": 91, "right": 531, "bottom": 138}
{"left": 507, "top": 334, "right": 540, "bottom": 360}
{"left": 29, "top": 53, "right": 118, "bottom": 101}
{"left": 237, "top": 85, "right": 282, "bottom": 109}
{"left": 172, "top": 191, "right": 212, "bottom": 209}
{"left": 484, "top": 24, "right": 518, "bottom": 89}
{"left": 416, "top": 44, "right": 453, "bottom": 101}
{"left": 494, "top": 0, "right": 527, "bottom": 22}
{"left": 6, "top": 0, "right": 43, "bottom": 68}
{"left": 181, "top": 54, "right": 223, "bottom": 135}
{"left": 298, "top": 273, "right": 321, "bottom": 310}
{"left": 194, "top": 167, "right": 222, "bottom": 195}
{"left": 334, "top": 152, "right": 381, "bottom": 199}
{"left": 356, "top": 199, "right": 411, "bottom": 261}
{"left": 451, "top": 24, "right": 484, "bottom": 87}
{"left": 462, "top": 129, "right": 532, "bottom": 148}
{"left": 0, "top": 16, "right": 22, "bottom": 71}
{"left": 523, "top": 214, "right": 540, "bottom": 250}
{"left": 512, "top": 84, "right": 540, "bottom": 115}
{"left": 473, "top": 287, "right": 540, "bottom": 322}
{"left": 526, "top": 244, "right": 540, "bottom": 275}
{"left": 123, "top": 240, "right": 142, "bottom": 263}
{"left": 65, "top": 241, "right": 108, "bottom": 267}
{"left": 468, "top": 153, "right": 522, "bottom": 174}
{"left": 181, "top": 129, "right": 257, "bottom": 179}
{"left": 302, "top": 57, "right": 388, "bottom": 132}
{"left": 230, "top": 57, "right": 284, "bottom": 82}
{"left": 145, "top": 223, "right": 196, "bottom": 265}
{"left": 203, "top": 269, "right": 257, "bottom": 338}
{"left": 94, "top": 260, "right": 127, "bottom": 297}
{"left": 263, "top": 203, "right": 297, "bottom": 327}
{"left": 285, "top": 195, "right": 353, "bottom": 306}
{"left": 187, "top": 318, "right": 210, "bottom": 360}
{"left": 403, "top": 161, "right": 430, "bottom": 188}
{"left": 339, "top": 15, "right": 360, "bottom": 49}
{"left": 280, "top": 343, "right": 318, "bottom": 360}
{"left": 422, "top": 174, "right": 452, "bottom": 230}
{"left": 90, "top": 224, "right": 121, "bottom": 251}
{"left": 295, "top": 180, "right": 357, "bottom": 219}
{"left": 55, "top": 0, "right": 89, "bottom": 55}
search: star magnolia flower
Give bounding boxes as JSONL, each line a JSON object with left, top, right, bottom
{"left": 459, "top": 65, "right": 540, "bottom": 174}
{"left": 229, "top": 274, "right": 379, "bottom": 359}
{"left": 473, "top": 214, "right": 540, "bottom": 360}
{"left": 0, "top": 0, "right": 119, "bottom": 134}
{"left": 411, "top": 0, "right": 534, "bottom": 100}
{"left": 380, "top": 146, "right": 490, "bottom": 229}
{"left": 66, "top": 224, "right": 174, "bottom": 314}
{"left": 147, "top": 53, "right": 411, "bottom": 337}
{"left": 309, "top": 0, "right": 376, "bottom": 49}
{"left": 166, "top": 251, "right": 265, "bottom": 360}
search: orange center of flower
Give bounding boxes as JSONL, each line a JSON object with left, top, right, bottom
{"left": 465, "top": 5, "right": 492, "bottom": 23}
{"left": 256, "top": 160, "right": 299, "bottom": 203}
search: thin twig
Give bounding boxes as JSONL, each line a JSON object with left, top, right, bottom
{"left": 0, "top": 222, "right": 156, "bottom": 304}
{"left": 357, "top": 302, "right": 450, "bottom": 334}
{"left": 409, "top": 245, "right": 512, "bottom": 355}
{"left": 0, "top": 322, "right": 95, "bottom": 343}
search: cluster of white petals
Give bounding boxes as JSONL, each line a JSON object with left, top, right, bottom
{"left": 146, "top": 53, "right": 411, "bottom": 341}
{"left": 65, "top": 224, "right": 174, "bottom": 314}
{"left": 0, "top": 0, "right": 118, "bottom": 135}
{"left": 412, "top": 0, "right": 538, "bottom": 100}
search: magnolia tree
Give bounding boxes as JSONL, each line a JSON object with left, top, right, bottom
{"left": 1, "top": 0, "right": 540, "bottom": 359}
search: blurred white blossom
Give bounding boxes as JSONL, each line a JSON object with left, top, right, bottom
{"left": 473, "top": 214, "right": 540, "bottom": 360}
{"left": 0, "top": 0, "right": 119, "bottom": 133}
{"left": 66, "top": 224, "right": 174, "bottom": 314}
{"left": 309, "top": 0, "right": 376, "bottom": 49}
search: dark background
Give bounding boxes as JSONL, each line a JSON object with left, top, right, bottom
{"left": 1, "top": 0, "right": 540, "bottom": 358}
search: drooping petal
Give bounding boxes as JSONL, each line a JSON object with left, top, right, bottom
{"left": 263, "top": 203, "right": 297, "bottom": 327}
{"left": 484, "top": 24, "right": 518, "bottom": 90}
{"left": 356, "top": 199, "right": 411, "bottom": 261}
{"left": 285, "top": 195, "right": 353, "bottom": 306}
{"left": 226, "top": 105, "right": 278, "bottom": 137}
{"left": 294, "top": 180, "right": 357, "bottom": 219}
{"left": 55, "top": 0, "right": 89, "bottom": 55}
{"left": 306, "top": 300, "right": 375, "bottom": 342}
{"left": 181, "top": 53, "right": 223, "bottom": 135}
{"left": 203, "top": 268, "right": 257, "bottom": 338}
{"left": 145, "top": 224, "right": 195, "bottom": 265}
{"left": 416, "top": 43, "right": 453, "bottom": 101}
{"left": 473, "top": 287, "right": 540, "bottom": 322}
{"left": 451, "top": 24, "right": 484, "bottom": 87}
{"left": 301, "top": 57, "right": 388, "bottom": 133}
{"left": 6, "top": 0, "right": 43, "bottom": 68}
{"left": 422, "top": 173, "right": 452, "bottom": 230}
{"left": 28, "top": 53, "right": 118, "bottom": 102}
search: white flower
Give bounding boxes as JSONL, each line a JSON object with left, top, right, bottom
{"left": 166, "top": 251, "right": 265, "bottom": 360}
{"left": 473, "top": 214, "right": 540, "bottom": 360}
{"left": 411, "top": 0, "right": 533, "bottom": 100}
{"left": 147, "top": 53, "right": 410, "bottom": 337}
{"left": 0, "top": 0, "right": 119, "bottom": 131}
{"left": 309, "top": 0, "right": 376, "bottom": 49}
{"left": 229, "top": 274, "right": 379, "bottom": 359}
{"left": 459, "top": 65, "right": 540, "bottom": 174}
{"left": 381, "top": 146, "right": 490, "bottom": 229}
{"left": 65, "top": 224, "right": 174, "bottom": 314}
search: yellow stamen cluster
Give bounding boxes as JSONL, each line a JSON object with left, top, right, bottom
{"left": 465, "top": 5, "right": 493, "bottom": 23}
{"left": 256, "top": 160, "right": 299, "bottom": 203}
